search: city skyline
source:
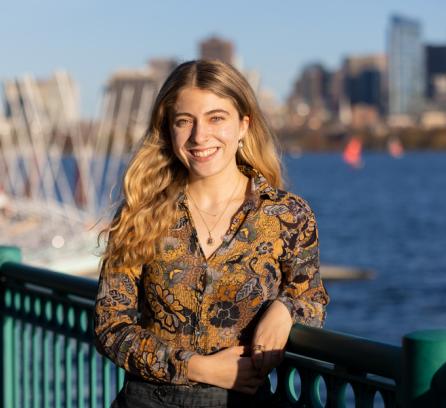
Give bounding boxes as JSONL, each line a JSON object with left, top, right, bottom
{"left": 1, "top": 0, "right": 445, "bottom": 117}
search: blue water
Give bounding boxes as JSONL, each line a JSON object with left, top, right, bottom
{"left": 283, "top": 151, "right": 446, "bottom": 345}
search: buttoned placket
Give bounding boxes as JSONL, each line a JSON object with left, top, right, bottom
{"left": 181, "top": 195, "right": 256, "bottom": 354}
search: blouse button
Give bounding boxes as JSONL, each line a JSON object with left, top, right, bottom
{"left": 197, "top": 293, "right": 203, "bottom": 302}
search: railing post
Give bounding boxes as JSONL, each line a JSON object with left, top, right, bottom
{"left": 0, "top": 245, "right": 21, "bottom": 266}
{"left": 0, "top": 246, "right": 22, "bottom": 408}
{"left": 401, "top": 330, "right": 446, "bottom": 407}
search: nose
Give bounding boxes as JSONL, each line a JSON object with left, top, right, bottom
{"left": 190, "top": 120, "right": 209, "bottom": 145}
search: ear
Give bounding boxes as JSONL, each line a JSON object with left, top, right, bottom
{"left": 239, "top": 115, "right": 250, "bottom": 138}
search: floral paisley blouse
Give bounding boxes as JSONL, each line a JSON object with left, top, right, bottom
{"left": 94, "top": 166, "right": 329, "bottom": 385}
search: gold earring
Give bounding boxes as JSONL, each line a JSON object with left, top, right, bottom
{"left": 238, "top": 139, "right": 244, "bottom": 149}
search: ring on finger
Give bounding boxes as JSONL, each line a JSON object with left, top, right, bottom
{"left": 252, "top": 344, "right": 265, "bottom": 352}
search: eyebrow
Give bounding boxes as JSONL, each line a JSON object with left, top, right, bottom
{"left": 173, "top": 109, "right": 230, "bottom": 118}
{"left": 205, "top": 109, "right": 230, "bottom": 116}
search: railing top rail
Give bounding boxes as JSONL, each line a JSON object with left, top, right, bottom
{"left": 0, "top": 261, "right": 98, "bottom": 300}
{"left": 288, "top": 323, "right": 402, "bottom": 380}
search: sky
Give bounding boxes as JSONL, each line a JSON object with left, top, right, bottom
{"left": 1, "top": 0, "right": 445, "bottom": 118}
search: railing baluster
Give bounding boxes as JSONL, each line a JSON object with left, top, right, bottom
{"left": 23, "top": 322, "right": 31, "bottom": 408}
{"left": 89, "top": 345, "right": 97, "bottom": 408}
{"left": 53, "top": 332, "right": 62, "bottom": 408}
{"left": 77, "top": 338, "right": 85, "bottom": 408}
{"left": 102, "top": 358, "right": 111, "bottom": 407}
{"left": 352, "top": 382, "right": 375, "bottom": 408}
{"left": 2, "top": 290, "right": 14, "bottom": 408}
{"left": 117, "top": 367, "right": 125, "bottom": 393}
{"left": 32, "top": 297, "right": 41, "bottom": 408}
{"left": 65, "top": 337, "right": 73, "bottom": 408}
{"left": 43, "top": 328, "right": 51, "bottom": 408}
{"left": 54, "top": 302, "right": 64, "bottom": 408}
{"left": 13, "top": 316, "right": 21, "bottom": 408}
{"left": 45, "top": 300, "right": 54, "bottom": 408}
{"left": 325, "top": 375, "right": 347, "bottom": 408}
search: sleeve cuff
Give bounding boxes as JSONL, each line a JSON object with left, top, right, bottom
{"left": 172, "top": 349, "right": 197, "bottom": 385}
{"left": 275, "top": 295, "right": 325, "bottom": 328}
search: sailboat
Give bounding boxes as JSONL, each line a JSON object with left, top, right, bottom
{"left": 343, "top": 137, "right": 363, "bottom": 168}
{"left": 388, "top": 137, "right": 404, "bottom": 159}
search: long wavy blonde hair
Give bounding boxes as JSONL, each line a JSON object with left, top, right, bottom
{"left": 101, "top": 60, "right": 283, "bottom": 272}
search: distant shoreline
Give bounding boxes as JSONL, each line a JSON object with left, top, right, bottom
{"left": 277, "top": 126, "right": 446, "bottom": 152}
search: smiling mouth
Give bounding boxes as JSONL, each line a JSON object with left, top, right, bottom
{"left": 189, "top": 147, "right": 219, "bottom": 158}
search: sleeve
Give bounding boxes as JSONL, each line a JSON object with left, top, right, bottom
{"left": 93, "top": 263, "right": 196, "bottom": 384}
{"left": 276, "top": 202, "right": 329, "bottom": 328}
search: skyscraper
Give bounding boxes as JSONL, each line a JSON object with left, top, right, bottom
{"left": 425, "top": 45, "right": 446, "bottom": 103}
{"left": 199, "top": 36, "right": 235, "bottom": 65}
{"left": 342, "top": 55, "right": 387, "bottom": 112}
{"left": 387, "top": 15, "right": 424, "bottom": 117}
{"left": 103, "top": 58, "right": 178, "bottom": 148}
{"left": 294, "top": 63, "right": 331, "bottom": 109}
{"left": 340, "top": 54, "right": 387, "bottom": 128}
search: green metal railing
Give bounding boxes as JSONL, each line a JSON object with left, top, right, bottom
{"left": 0, "top": 247, "right": 124, "bottom": 408}
{"left": 1, "top": 246, "right": 446, "bottom": 407}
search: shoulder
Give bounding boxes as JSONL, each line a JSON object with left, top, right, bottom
{"left": 271, "top": 191, "right": 319, "bottom": 253}
{"left": 260, "top": 188, "right": 316, "bottom": 223}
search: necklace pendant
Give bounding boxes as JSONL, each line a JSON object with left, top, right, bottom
{"left": 207, "top": 237, "right": 214, "bottom": 245}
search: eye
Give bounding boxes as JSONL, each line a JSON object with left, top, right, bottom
{"left": 175, "top": 118, "right": 193, "bottom": 128}
{"left": 210, "top": 116, "right": 225, "bottom": 123}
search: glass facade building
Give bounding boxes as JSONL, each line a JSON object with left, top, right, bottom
{"left": 388, "top": 15, "right": 424, "bottom": 116}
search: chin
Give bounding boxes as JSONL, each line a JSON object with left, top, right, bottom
{"left": 187, "top": 161, "right": 231, "bottom": 180}
{"left": 188, "top": 167, "right": 221, "bottom": 180}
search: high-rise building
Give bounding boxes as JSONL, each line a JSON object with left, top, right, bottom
{"left": 199, "top": 36, "right": 235, "bottom": 65}
{"left": 340, "top": 54, "right": 387, "bottom": 128}
{"left": 426, "top": 45, "right": 446, "bottom": 103}
{"left": 103, "top": 58, "right": 178, "bottom": 148}
{"left": 342, "top": 54, "right": 387, "bottom": 112}
{"left": 288, "top": 63, "right": 332, "bottom": 111}
{"left": 387, "top": 15, "right": 424, "bottom": 117}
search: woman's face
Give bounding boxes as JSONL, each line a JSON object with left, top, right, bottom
{"left": 170, "top": 87, "right": 249, "bottom": 180}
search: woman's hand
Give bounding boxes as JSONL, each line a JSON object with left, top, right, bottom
{"left": 187, "top": 346, "right": 266, "bottom": 394}
{"left": 251, "top": 300, "right": 293, "bottom": 377}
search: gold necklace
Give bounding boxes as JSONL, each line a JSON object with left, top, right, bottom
{"left": 189, "top": 195, "right": 242, "bottom": 217}
{"left": 187, "top": 175, "right": 242, "bottom": 246}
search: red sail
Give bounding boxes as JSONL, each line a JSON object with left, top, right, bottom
{"left": 388, "top": 138, "right": 404, "bottom": 158}
{"left": 343, "top": 137, "right": 363, "bottom": 168}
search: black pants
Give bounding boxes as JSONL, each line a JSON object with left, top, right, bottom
{"left": 111, "top": 375, "right": 280, "bottom": 408}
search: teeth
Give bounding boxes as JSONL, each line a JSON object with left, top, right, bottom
{"left": 191, "top": 148, "right": 218, "bottom": 158}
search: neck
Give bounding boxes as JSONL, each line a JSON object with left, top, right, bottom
{"left": 187, "top": 164, "right": 247, "bottom": 205}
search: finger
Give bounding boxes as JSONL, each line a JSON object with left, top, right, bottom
{"left": 231, "top": 345, "right": 247, "bottom": 356}
{"left": 230, "top": 346, "right": 249, "bottom": 356}
{"left": 260, "top": 350, "right": 273, "bottom": 377}
{"left": 251, "top": 349, "right": 263, "bottom": 371}
{"left": 240, "top": 344, "right": 252, "bottom": 357}
{"left": 239, "top": 357, "right": 266, "bottom": 381}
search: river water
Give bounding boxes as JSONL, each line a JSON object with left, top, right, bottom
{"left": 283, "top": 151, "right": 446, "bottom": 345}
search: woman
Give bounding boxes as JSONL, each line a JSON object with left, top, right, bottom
{"left": 94, "top": 60, "right": 329, "bottom": 407}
